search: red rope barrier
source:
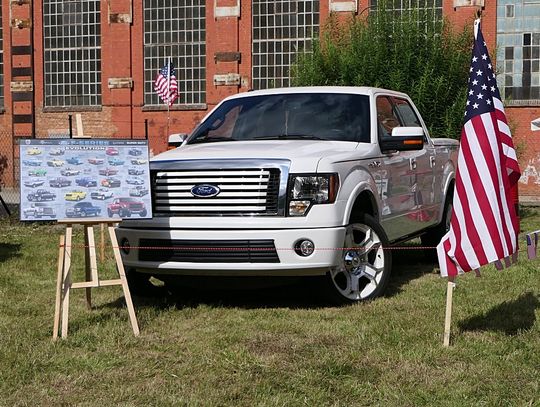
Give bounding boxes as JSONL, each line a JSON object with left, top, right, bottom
{"left": 58, "top": 244, "right": 530, "bottom": 253}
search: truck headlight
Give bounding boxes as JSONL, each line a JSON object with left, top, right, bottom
{"left": 287, "top": 174, "right": 339, "bottom": 216}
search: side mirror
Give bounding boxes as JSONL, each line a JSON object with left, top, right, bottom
{"left": 380, "top": 126, "right": 424, "bottom": 152}
{"left": 168, "top": 133, "right": 188, "bottom": 150}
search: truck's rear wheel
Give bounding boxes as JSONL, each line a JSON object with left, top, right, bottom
{"left": 323, "top": 214, "right": 392, "bottom": 304}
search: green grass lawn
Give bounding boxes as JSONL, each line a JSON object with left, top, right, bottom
{"left": 0, "top": 210, "right": 539, "bottom": 406}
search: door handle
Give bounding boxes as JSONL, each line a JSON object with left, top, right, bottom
{"left": 409, "top": 158, "right": 417, "bottom": 171}
{"left": 430, "top": 156, "right": 436, "bottom": 168}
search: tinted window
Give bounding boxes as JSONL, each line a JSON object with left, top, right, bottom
{"left": 392, "top": 97, "right": 421, "bottom": 127}
{"left": 189, "top": 93, "right": 371, "bottom": 143}
{"left": 376, "top": 96, "right": 401, "bottom": 138}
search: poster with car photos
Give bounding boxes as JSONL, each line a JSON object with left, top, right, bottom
{"left": 19, "top": 139, "right": 152, "bottom": 221}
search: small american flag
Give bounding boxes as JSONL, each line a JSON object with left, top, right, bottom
{"left": 436, "top": 19, "right": 521, "bottom": 278}
{"left": 154, "top": 61, "right": 178, "bottom": 107}
{"left": 526, "top": 231, "right": 539, "bottom": 260}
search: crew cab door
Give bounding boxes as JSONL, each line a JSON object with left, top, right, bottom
{"left": 376, "top": 95, "right": 435, "bottom": 241}
{"left": 391, "top": 97, "right": 437, "bottom": 219}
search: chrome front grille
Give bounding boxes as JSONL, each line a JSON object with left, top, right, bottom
{"left": 151, "top": 167, "right": 282, "bottom": 216}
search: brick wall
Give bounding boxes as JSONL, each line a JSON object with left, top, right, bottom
{"left": 1, "top": 0, "right": 539, "bottom": 200}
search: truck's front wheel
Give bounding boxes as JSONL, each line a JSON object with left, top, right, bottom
{"left": 323, "top": 214, "right": 392, "bottom": 304}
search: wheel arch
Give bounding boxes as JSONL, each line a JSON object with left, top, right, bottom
{"left": 343, "top": 184, "right": 380, "bottom": 225}
{"left": 441, "top": 161, "right": 456, "bottom": 216}
{"left": 442, "top": 163, "right": 455, "bottom": 201}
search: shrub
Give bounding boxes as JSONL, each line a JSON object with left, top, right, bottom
{"left": 291, "top": 2, "right": 472, "bottom": 139}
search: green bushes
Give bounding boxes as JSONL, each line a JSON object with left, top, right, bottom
{"left": 292, "top": 3, "right": 472, "bottom": 139}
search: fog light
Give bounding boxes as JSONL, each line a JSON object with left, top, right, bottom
{"left": 289, "top": 200, "right": 311, "bottom": 216}
{"left": 120, "top": 238, "right": 130, "bottom": 255}
{"left": 294, "top": 239, "right": 315, "bottom": 257}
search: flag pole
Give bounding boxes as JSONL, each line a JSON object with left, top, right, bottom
{"left": 443, "top": 278, "right": 455, "bottom": 347}
{"left": 166, "top": 56, "right": 171, "bottom": 140}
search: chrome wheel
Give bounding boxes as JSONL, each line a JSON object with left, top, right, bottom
{"left": 329, "top": 215, "right": 391, "bottom": 302}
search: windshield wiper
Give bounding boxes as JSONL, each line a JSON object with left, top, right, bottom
{"left": 254, "top": 134, "right": 326, "bottom": 140}
{"left": 189, "top": 136, "right": 238, "bottom": 144}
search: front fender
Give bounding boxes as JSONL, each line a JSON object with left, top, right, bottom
{"left": 338, "top": 165, "right": 382, "bottom": 226}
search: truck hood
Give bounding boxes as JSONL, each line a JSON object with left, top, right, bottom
{"left": 151, "top": 140, "right": 372, "bottom": 172}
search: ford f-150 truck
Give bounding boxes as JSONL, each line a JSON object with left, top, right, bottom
{"left": 108, "top": 197, "right": 148, "bottom": 218}
{"left": 116, "top": 87, "right": 458, "bottom": 303}
{"left": 27, "top": 189, "right": 56, "bottom": 202}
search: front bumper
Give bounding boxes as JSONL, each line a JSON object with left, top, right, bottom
{"left": 115, "top": 226, "right": 346, "bottom": 276}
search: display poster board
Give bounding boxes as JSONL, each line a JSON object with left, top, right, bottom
{"left": 19, "top": 139, "right": 152, "bottom": 221}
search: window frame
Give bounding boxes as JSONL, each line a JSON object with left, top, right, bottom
{"left": 252, "top": 0, "right": 320, "bottom": 90}
{"left": 42, "top": 0, "right": 102, "bottom": 109}
{"left": 142, "top": 0, "right": 206, "bottom": 109}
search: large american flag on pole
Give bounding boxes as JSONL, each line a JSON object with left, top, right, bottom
{"left": 154, "top": 60, "right": 179, "bottom": 107}
{"left": 436, "top": 19, "right": 521, "bottom": 279}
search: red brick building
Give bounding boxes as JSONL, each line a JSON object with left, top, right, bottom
{"left": 0, "top": 0, "right": 539, "bottom": 202}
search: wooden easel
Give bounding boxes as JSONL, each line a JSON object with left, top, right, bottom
{"left": 53, "top": 218, "right": 140, "bottom": 340}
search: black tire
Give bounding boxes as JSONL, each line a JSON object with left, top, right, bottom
{"left": 140, "top": 209, "right": 147, "bottom": 217}
{"left": 319, "top": 213, "right": 392, "bottom": 304}
{"left": 107, "top": 209, "right": 113, "bottom": 217}
{"left": 421, "top": 189, "right": 454, "bottom": 262}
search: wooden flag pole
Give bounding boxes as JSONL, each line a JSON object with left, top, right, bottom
{"left": 443, "top": 279, "right": 456, "bottom": 347}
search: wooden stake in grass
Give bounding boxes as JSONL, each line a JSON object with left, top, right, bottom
{"left": 443, "top": 279, "right": 456, "bottom": 347}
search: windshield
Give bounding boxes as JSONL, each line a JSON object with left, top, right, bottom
{"left": 187, "top": 93, "right": 371, "bottom": 144}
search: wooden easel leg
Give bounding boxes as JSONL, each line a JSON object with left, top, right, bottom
{"left": 100, "top": 223, "right": 105, "bottom": 262}
{"left": 53, "top": 235, "right": 65, "bottom": 341}
{"left": 84, "top": 226, "right": 92, "bottom": 310}
{"left": 61, "top": 226, "right": 73, "bottom": 338}
{"left": 84, "top": 225, "right": 99, "bottom": 309}
{"left": 108, "top": 226, "right": 140, "bottom": 336}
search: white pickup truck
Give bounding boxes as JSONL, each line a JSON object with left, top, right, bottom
{"left": 116, "top": 87, "right": 458, "bottom": 303}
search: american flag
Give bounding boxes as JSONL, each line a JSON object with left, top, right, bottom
{"left": 154, "top": 61, "right": 179, "bottom": 107}
{"left": 436, "top": 19, "right": 521, "bottom": 279}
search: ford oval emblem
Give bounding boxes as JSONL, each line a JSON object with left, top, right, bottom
{"left": 191, "top": 184, "right": 220, "bottom": 198}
